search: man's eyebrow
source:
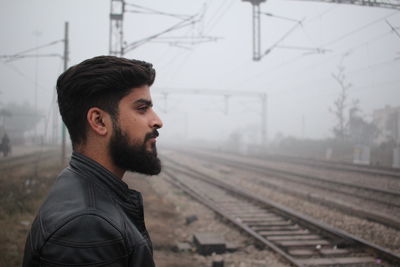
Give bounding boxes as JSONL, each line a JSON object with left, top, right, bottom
{"left": 133, "top": 99, "right": 153, "bottom": 107}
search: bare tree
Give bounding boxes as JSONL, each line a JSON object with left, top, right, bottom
{"left": 330, "top": 65, "right": 352, "bottom": 141}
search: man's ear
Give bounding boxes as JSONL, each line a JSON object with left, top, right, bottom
{"left": 87, "top": 107, "right": 111, "bottom": 136}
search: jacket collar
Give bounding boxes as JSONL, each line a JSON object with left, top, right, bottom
{"left": 69, "top": 152, "right": 149, "bottom": 241}
{"left": 69, "top": 151, "right": 141, "bottom": 205}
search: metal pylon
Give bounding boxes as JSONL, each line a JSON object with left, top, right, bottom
{"left": 109, "top": 0, "right": 125, "bottom": 56}
{"left": 243, "top": 0, "right": 266, "bottom": 61}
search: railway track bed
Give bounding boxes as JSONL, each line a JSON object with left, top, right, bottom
{"left": 257, "top": 154, "right": 400, "bottom": 179}
{"left": 176, "top": 149, "right": 400, "bottom": 230}
{"left": 161, "top": 150, "right": 400, "bottom": 266}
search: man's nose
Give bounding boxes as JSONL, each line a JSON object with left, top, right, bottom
{"left": 152, "top": 110, "right": 163, "bottom": 129}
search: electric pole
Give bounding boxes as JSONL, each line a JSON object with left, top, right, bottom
{"left": 242, "top": 0, "right": 266, "bottom": 61}
{"left": 109, "top": 0, "right": 125, "bottom": 56}
{"left": 61, "top": 21, "right": 69, "bottom": 164}
{"left": 261, "top": 93, "right": 268, "bottom": 145}
{"left": 154, "top": 88, "right": 268, "bottom": 146}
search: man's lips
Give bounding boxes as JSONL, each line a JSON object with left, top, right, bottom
{"left": 145, "top": 130, "right": 159, "bottom": 142}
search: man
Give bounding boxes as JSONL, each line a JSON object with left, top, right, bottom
{"left": 1, "top": 133, "right": 10, "bottom": 157}
{"left": 23, "top": 56, "right": 163, "bottom": 266}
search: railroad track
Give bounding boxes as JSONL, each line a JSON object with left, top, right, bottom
{"left": 176, "top": 149, "right": 400, "bottom": 230}
{"left": 0, "top": 149, "right": 60, "bottom": 172}
{"left": 162, "top": 156, "right": 400, "bottom": 267}
{"left": 256, "top": 154, "right": 400, "bottom": 179}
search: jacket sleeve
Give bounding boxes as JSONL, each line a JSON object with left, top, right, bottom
{"left": 37, "top": 214, "right": 128, "bottom": 266}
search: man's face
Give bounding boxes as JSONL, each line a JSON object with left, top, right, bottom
{"left": 109, "top": 85, "right": 163, "bottom": 175}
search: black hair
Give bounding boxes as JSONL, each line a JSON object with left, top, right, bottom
{"left": 56, "top": 55, "right": 156, "bottom": 148}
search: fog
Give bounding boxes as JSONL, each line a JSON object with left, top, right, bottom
{"left": 1, "top": 0, "right": 399, "bottom": 147}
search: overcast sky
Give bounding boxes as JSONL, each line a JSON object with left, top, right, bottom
{"left": 1, "top": 0, "right": 399, "bottom": 145}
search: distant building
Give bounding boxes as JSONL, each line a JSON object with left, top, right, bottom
{"left": 372, "top": 105, "right": 400, "bottom": 145}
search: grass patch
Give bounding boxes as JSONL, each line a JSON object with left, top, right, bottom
{"left": 0, "top": 157, "right": 63, "bottom": 267}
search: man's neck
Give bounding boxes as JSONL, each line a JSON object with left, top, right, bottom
{"left": 74, "top": 146, "right": 125, "bottom": 179}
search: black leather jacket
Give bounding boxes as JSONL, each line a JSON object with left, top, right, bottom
{"left": 23, "top": 152, "right": 155, "bottom": 267}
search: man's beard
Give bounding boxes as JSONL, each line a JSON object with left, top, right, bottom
{"left": 109, "top": 122, "right": 161, "bottom": 175}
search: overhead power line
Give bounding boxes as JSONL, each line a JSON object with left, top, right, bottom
{"left": 0, "top": 40, "right": 63, "bottom": 63}
{"left": 235, "top": 10, "right": 399, "bottom": 86}
{"left": 263, "top": 20, "right": 304, "bottom": 57}
{"left": 242, "top": 0, "right": 400, "bottom": 61}
{"left": 110, "top": 0, "right": 220, "bottom": 55}
{"left": 261, "top": 12, "right": 303, "bottom": 23}
{"left": 205, "top": 0, "right": 236, "bottom": 33}
{"left": 216, "top": 6, "right": 339, "bottom": 88}
{"left": 320, "top": 10, "right": 399, "bottom": 48}
{"left": 123, "top": 13, "right": 220, "bottom": 53}
{"left": 125, "top": 3, "right": 191, "bottom": 19}
{"left": 260, "top": 29, "right": 396, "bottom": 88}
{"left": 386, "top": 19, "right": 400, "bottom": 39}
{"left": 290, "top": 0, "right": 400, "bottom": 10}
{"left": 0, "top": 54, "right": 63, "bottom": 61}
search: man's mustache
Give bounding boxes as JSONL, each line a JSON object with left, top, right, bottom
{"left": 145, "top": 130, "right": 159, "bottom": 142}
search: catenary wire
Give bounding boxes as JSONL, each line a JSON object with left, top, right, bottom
{"left": 234, "top": 10, "right": 400, "bottom": 88}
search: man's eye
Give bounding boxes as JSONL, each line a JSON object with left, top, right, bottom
{"left": 138, "top": 106, "right": 148, "bottom": 112}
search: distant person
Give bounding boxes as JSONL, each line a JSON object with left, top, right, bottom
{"left": 1, "top": 133, "right": 10, "bottom": 157}
{"left": 23, "top": 56, "right": 163, "bottom": 266}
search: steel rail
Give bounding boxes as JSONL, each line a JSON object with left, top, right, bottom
{"left": 207, "top": 155, "right": 400, "bottom": 209}
{"left": 191, "top": 147, "right": 400, "bottom": 178}
{"left": 162, "top": 157, "right": 400, "bottom": 266}
{"left": 184, "top": 149, "right": 400, "bottom": 202}
{"left": 180, "top": 149, "right": 400, "bottom": 230}
{"left": 258, "top": 154, "right": 400, "bottom": 179}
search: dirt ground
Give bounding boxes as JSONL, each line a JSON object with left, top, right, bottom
{"left": 123, "top": 173, "right": 208, "bottom": 267}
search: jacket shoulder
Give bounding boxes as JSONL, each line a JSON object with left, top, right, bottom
{"left": 39, "top": 167, "right": 124, "bottom": 235}
{"left": 23, "top": 167, "right": 155, "bottom": 267}
{"left": 40, "top": 213, "right": 128, "bottom": 266}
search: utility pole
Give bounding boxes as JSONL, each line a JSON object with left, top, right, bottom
{"left": 242, "top": 0, "right": 266, "bottom": 61}
{"left": 260, "top": 93, "right": 267, "bottom": 146}
{"left": 109, "top": 0, "right": 125, "bottom": 56}
{"left": 154, "top": 88, "right": 268, "bottom": 146}
{"left": 61, "top": 21, "right": 69, "bottom": 164}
